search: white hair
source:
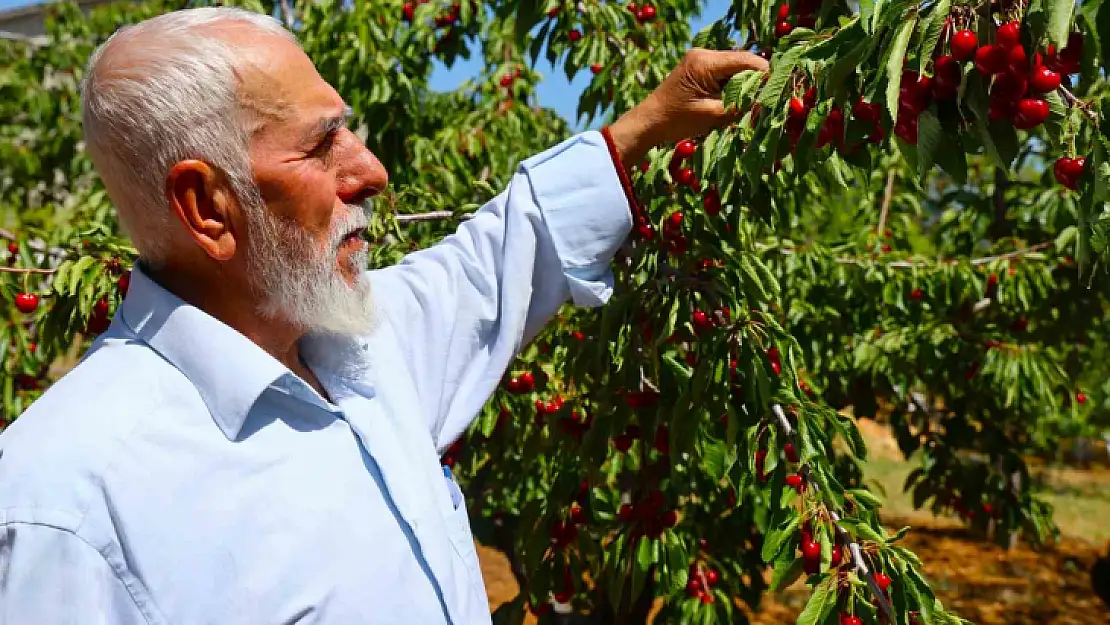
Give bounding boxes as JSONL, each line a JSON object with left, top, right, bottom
{"left": 80, "top": 7, "right": 294, "bottom": 266}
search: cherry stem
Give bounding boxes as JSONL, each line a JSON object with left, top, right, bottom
{"left": 1058, "top": 85, "right": 1099, "bottom": 123}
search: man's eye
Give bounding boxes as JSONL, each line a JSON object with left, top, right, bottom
{"left": 310, "top": 131, "right": 337, "bottom": 159}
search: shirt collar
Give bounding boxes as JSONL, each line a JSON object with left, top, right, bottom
{"left": 118, "top": 264, "right": 297, "bottom": 440}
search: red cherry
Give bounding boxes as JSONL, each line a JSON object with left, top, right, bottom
{"left": 402, "top": 2, "right": 415, "bottom": 22}
{"left": 618, "top": 503, "right": 635, "bottom": 522}
{"left": 570, "top": 503, "right": 586, "bottom": 524}
{"left": 553, "top": 589, "right": 573, "bottom": 603}
{"left": 6, "top": 243, "right": 16, "bottom": 255}
{"left": 1030, "top": 65, "right": 1061, "bottom": 93}
{"left": 705, "top": 568, "right": 719, "bottom": 585}
{"left": 840, "top": 614, "right": 863, "bottom": 625}
{"left": 117, "top": 270, "right": 131, "bottom": 296}
{"left": 568, "top": 29, "right": 582, "bottom": 42}
{"left": 802, "top": 86, "right": 817, "bottom": 109}
{"left": 627, "top": 1, "right": 638, "bottom": 13}
{"left": 673, "top": 167, "right": 696, "bottom": 187}
{"left": 1012, "top": 316, "right": 1028, "bottom": 332}
{"left": 1012, "top": 97, "right": 1049, "bottom": 129}
{"left": 785, "top": 473, "right": 805, "bottom": 493}
{"left": 675, "top": 138, "right": 697, "bottom": 160}
{"left": 788, "top": 96, "right": 808, "bottom": 120}
{"left": 666, "top": 211, "right": 684, "bottom": 230}
{"left": 590, "top": 63, "right": 604, "bottom": 74}
{"left": 830, "top": 544, "right": 843, "bottom": 567}
{"left": 975, "top": 45, "right": 1008, "bottom": 75}
{"left": 637, "top": 4, "right": 656, "bottom": 21}
{"left": 700, "top": 592, "right": 714, "bottom": 604}
{"left": 692, "top": 310, "right": 711, "bottom": 333}
{"left": 874, "top": 572, "right": 893, "bottom": 592}
{"left": 952, "top": 29, "right": 978, "bottom": 60}
{"left": 934, "top": 55, "right": 962, "bottom": 90}
{"left": 1007, "top": 44, "right": 1029, "bottom": 75}
{"left": 661, "top": 509, "right": 678, "bottom": 528}
{"left": 686, "top": 578, "right": 703, "bottom": 596}
{"left": 777, "top": 3, "right": 790, "bottom": 19}
{"left": 775, "top": 21, "right": 793, "bottom": 38}
{"left": 547, "top": 6, "right": 560, "bottom": 17}
{"left": 894, "top": 116, "right": 918, "bottom": 145}
{"left": 991, "top": 71, "right": 1028, "bottom": 100}
{"left": 520, "top": 371, "right": 535, "bottom": 389}
{"left": 853, "top": 97, "right": 880, "bottom": 122}
{"left": 801, "top": 539, "right": 821, "bottom": 563}
{"left": 499, "top": 74, "right": 513, "bottom": 87}
{"left": 996, "top": 22, "right": 1021, "bottom": 49}
{"left": 13, "top": 292, "right": 39, "bottom": 314}
{"left": 910, "top": 288, "right": 924, "bottom": 300}
{"left": 703, "top": 188, "right": 721, "bottom": 215}
{"left": 784, "top": 442, "right": 799, "bottom": 462}
{"left": 1077, "top": 391, "right": 1087, "bottom": 404}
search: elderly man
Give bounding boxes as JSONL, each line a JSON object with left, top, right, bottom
{"left": 0, "top": 7, "right": 765, "bottom": 624}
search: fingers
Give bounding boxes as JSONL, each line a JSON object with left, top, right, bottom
{"left": 689, "top": 48, "right": 770, "bottom": 82}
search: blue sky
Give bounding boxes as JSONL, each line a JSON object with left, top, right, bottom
{"left": 1, "top": 0, "right": 729, "bottom": 130}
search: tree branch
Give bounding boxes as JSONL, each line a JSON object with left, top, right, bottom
{"left": 775, "top": 240, "right": 1055, "bottom": 269}
{"left": 393, "top": 210, "right": 464, "bottom": 223}
{"left": 876, "top": 169, "right": 895, "bottom": 238}
{"left": 0, "top": 266, "right": 56, "bottom": 275}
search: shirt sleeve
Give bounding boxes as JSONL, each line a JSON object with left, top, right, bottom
{"left": 0, "top": 523, "right": 151, "bottom": 625}
{"left": 370, "top": 129, "right": 635, "bottom": 451}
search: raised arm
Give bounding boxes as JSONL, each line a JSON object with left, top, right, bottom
{"left": 371, "top": 49, "right": 769, "bottom": 451}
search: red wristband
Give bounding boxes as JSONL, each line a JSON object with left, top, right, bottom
{"left": 600, "top": 126, "right": 647, "bottom": 225}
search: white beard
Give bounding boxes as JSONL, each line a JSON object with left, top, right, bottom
{"left": 246, "top": 200, "right": 377, "bottom": 337}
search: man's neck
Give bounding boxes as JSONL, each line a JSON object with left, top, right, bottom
{"left": 143, "top": 262, "right": 331, "bottom": 401}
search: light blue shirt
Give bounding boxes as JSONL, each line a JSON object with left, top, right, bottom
{"left": 0, "top": 131, "right": 632, "bottom": 624}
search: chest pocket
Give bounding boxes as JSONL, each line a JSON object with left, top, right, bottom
{"left": 440, "top": 466, "right": 483, "bottom": 584}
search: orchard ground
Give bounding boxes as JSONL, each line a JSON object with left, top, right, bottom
{"left": 480, "top": 420, "right": 1110, "bottom": 624}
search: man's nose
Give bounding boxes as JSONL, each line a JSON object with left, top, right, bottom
{"left": 336, "top": 129, "right": 389, "bottom": 205}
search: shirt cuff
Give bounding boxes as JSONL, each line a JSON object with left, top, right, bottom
{"left": 521, "top": 130, "right": 634, "bottom": 307}
{"left": 600, "top": 125, "right": 648, "bottom": 225}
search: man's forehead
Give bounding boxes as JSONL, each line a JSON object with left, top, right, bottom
{"left": 231, "top": 30, "right": 344, "bottom": 129}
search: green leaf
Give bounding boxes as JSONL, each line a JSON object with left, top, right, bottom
{"left": 702, "top": 439, "right": 737, "bottom": 480}
{"left": 771, "top": 556, "right": 805, "bottom": 591}
{"left": 796, "top": 578, "right": 836, "bottom": 625}
{"left": 667, "top": 538, "right": 689, "bottom": 593}
{"left": 916, "top": 110, "right": 943, "bottom": 180}
{"left": 1045, "top": 0, "right": 1074, "bottom": 49}
{"left": 761, "top": 507, "right": 801, "bottom": 562}
{"left": 847, "top": 488, "right": 883, "bottom": 509}
{"left": 916, "top": 0, "right": 951, "bottom": 61}
{"left": 886, "top": 20, "right": 917, "bottom": 122}
{"left": 758, "top": 48, "right": 802, "bottom": 111}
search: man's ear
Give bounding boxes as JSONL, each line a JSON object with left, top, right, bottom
{"left": 166, "top": 160, "right": 242, "bottom": 261}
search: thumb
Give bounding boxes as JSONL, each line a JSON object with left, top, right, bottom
{"left": 694, "top": 48, "right": 770, "bottom": 83}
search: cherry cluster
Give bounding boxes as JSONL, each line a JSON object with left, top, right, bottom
{"left": 683, "top": 562, "right": 721, "bottom": 603}
{"left": 615, "top": 488, "right": 679, "bottom": 539}
{"left": 626, "top": 1, "right": 657, "bottom": 23}
{"left": 773, "top": 0, "right": 822, "bottom": 38}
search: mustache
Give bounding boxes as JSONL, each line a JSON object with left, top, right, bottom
{"left": 330, "top": 201, "right": 373, "bottom": 247}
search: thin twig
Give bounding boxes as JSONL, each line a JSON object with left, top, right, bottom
{"left": 777, "top": 240, "right": 1054, "bottom": 269}
{"left": 394, "top": 210, "right": 459, "bottom": 223}
{"left": 1058, "top": 85, "right": 1099, "bottom": 122}
{"left": 0, "top": 266, "right": 56, "bottom": 275}
{"left": 876, "top": 170, "right": 896, "bottom": 238}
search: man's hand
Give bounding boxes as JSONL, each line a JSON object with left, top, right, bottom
{"left": 608, "top": 48, "right": 770, "bottom": 166}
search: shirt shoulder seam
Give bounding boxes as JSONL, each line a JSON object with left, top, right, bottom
{"left": 0, "top": 520, "right": 160, "bottom": 625}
